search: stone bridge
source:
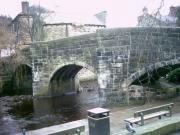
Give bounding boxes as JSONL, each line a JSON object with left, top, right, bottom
{"left": 0, "top": 46, "right": 32, "bottom": 95}
{"left": 30, "top": 27, "right": 180, "bottom": 103}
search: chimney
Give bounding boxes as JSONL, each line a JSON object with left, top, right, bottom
{"left": 21, "top": 1, "right": 29, "bottom": 14}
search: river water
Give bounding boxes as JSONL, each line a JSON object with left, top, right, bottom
{"left": 0, "top": 81, "right": 100, "bottom": 135}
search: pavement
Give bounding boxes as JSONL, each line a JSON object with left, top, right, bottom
{"left": 20, "top": 112, "right": 180, "bottom": 135}
{"left": 16, "top": 96, "right": 180, "bottom": 135}
{"left": 113, "top": 114, "right": 180, "bottom": 135}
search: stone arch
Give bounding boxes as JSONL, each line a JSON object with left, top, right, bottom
{"left": 48, "top": 61, "right": 97, "bottom": 97}
{"left": 49, "top": 61, "right": 97, "bottom": 81}
{"left": 123, "top": 59, "right": 180, "bottom": 88}
{"left": 12, "top": 64, "right": 33, "bottom": 95}
{"left": 14, "top": 63, "right": 32, "bottom": 71}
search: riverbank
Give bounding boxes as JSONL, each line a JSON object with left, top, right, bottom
{"left": 0, "top": 95, "right": 32, "bottom": 114}
{"left": 0, "top": 95, "right": 33, "bottom": 135}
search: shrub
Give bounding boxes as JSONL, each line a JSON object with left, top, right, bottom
{"left": 167, "top": 68, "right": 180, "bottom": 84}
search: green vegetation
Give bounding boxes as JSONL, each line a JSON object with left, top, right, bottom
{"left": 0, "top": 64, "right": 32, "bottom": 96}
{"left": 155, "top": 88, "right": 179, "bottom": 98}
{"left": 167, "top": 68, "right": 180, "bottom": 84}
{"left": 131, "top": 65, "right": 180, "bottom": 99}
{"left": 132, "top": 67, "right": 171, "bottom": 85}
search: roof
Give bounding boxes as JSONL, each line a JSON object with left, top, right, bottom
{"left": 9, "top": 13, "right": 33, "bottom": 26}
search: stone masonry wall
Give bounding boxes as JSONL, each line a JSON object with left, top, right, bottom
{"left": 31, "top": 27, "right": 180, "bottom": 104}
{"left": 97, "top": 27, "right": 180, "bottom": 104}
{"left": 43, "top": 24, "right": 69, "bottom": 41}
{"left": 31, "top": 33, "right": 98, "bottom": 97}
{"left": 43, "top": 23, "right": 105, "bottom": 41}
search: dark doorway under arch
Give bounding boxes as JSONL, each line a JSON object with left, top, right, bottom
{"left": 49, "top": 64, "right": 98, "bottom": 97}
{"left": 11, "top": 64, "right": 32, "bottom": 95}
{"left": 49, "top": 64, "right": 83, "bottom": 96}
{"left": 131, "top": 64, "right": 180, "bottom": 86}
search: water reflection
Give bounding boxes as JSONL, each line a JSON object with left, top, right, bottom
{"left": 9, "top": 81, "right": 100, "bottom": 132}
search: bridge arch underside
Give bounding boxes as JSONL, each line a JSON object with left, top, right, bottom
{"left": 130, "top": 63, "right": 180, "bottom": 86}
{"left": 49, "top": 64, "right": 83, "bottom": 97}
{"left": 4, "top": 64, "right": 32, "bottom": 95}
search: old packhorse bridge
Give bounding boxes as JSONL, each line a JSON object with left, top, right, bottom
{"left": 30, "top": 27, "right": 180, "bottom": 103}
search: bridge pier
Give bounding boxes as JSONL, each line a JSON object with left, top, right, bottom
{"left": 33, "top": 81, "right": 51, "bottom": 97}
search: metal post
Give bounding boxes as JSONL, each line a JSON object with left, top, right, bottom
{"left": 140, "top": 112, "right": 144, "bottom": 126}
{"left": 76, "top": 129, "right": 81, "bottom": 135}
{"left": 168, "top": 106, "right": 172, "bottom": 117}
{"left": 21, "top": 129, "right": 26, "bottom": 135}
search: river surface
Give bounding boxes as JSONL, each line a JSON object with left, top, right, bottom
{"left": 0, "top": 81, "right": 100, "bottom": 135}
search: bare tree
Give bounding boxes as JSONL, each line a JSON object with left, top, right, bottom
{"left": 26, "top": 5, "right": 53, "bottom": 42}
{"left": 0, "top": 26, "right": 15, "bottom": 49}
{"left": 137, "top": 0, "right": 173, "bottom": 27}
{"left": 0, "top": 16, "right": 15, "bottom": 50}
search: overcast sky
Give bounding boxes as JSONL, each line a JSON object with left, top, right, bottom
{"left": 0, "top": 0, "right": 180, "bottom": 27}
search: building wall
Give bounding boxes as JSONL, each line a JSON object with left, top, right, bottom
{"left": 10, "top": 15, "right": 32, "bottom": 45}
{"left": 68, "top": 24, "right": 105, "bottom": 37}
{"left": 43, "top": 23, "right": 105, "bottom": 41}
{"left": 43, "top": 24, "right": 69, "bottom": 41}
